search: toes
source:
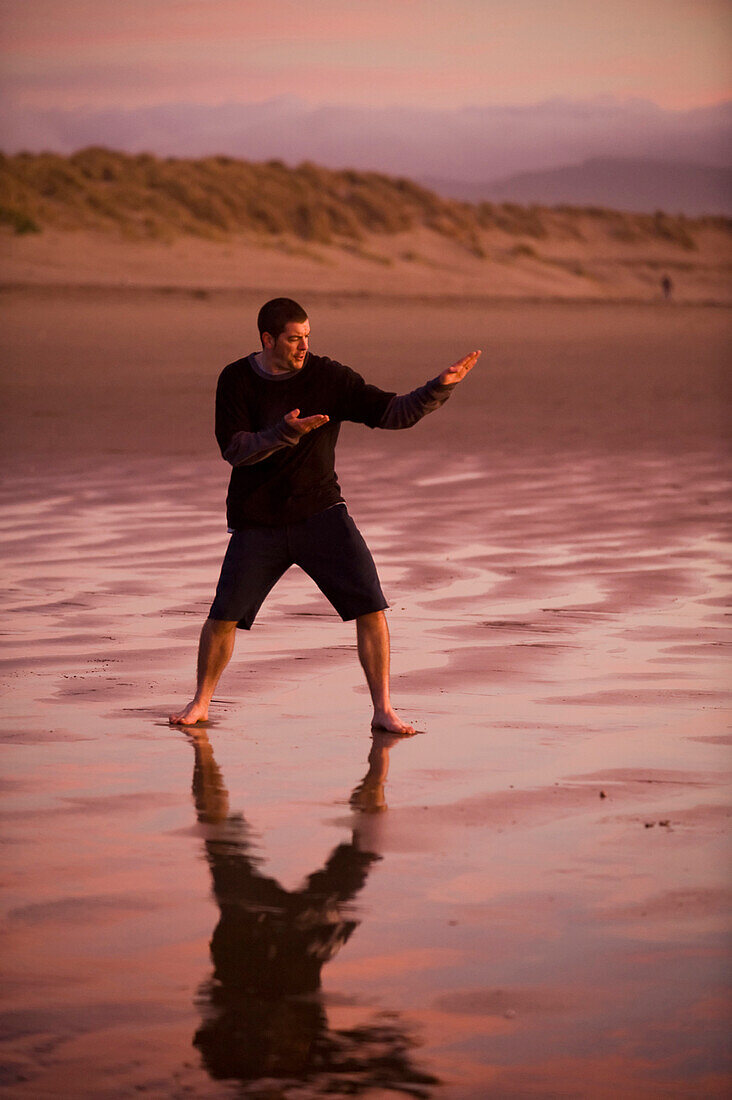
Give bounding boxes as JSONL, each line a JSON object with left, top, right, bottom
{"left": 372, "top": 718, "right": 415, "bottom": 735}
{"left": 169, "top": 711, "right": 196, "bottom": 726}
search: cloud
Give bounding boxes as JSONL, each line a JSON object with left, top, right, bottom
{"left": 1, "top": 96, "right": 729, "bottom": 185}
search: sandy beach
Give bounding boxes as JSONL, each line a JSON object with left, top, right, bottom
{"left": 1, "top": 281, "right": 730, "bottom": 1097}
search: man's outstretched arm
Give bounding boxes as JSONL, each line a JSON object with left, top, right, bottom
{"left": 379, "top": 350, "right": 481, "bottom": 430}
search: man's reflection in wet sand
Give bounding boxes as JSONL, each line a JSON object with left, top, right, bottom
{"left": 189, "top": 730, "right": 438, "bottom": 1096}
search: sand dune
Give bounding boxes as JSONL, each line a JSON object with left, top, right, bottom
{"left": 2, "top": 149, "right": 731, "bottom": 302}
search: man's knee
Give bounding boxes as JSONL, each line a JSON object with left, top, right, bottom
{"left": 356, "top": 610, "right": 387, "bottom": 629}
{"left": 205, "top": 617, "right": 239, "bottom": 635}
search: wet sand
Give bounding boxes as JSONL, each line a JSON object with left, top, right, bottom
{"left": 1, "top": 290, "right": 731, "bottom": 1097}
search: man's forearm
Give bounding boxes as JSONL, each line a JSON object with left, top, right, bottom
{"left": 378, "top": 376, "right": 454, "bottom": 430}
{"left": 222, "top": 420, "right": 300, "bottom": 466}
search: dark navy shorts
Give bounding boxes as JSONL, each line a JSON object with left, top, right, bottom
{"left": 209, "top": 504, "right": 389, "bottom": 629}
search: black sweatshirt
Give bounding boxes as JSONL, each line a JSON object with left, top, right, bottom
{"left": 215, "top": 351, "right": 451, "bottom": 528}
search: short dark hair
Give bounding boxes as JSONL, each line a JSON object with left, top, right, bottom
{"left": 257, "top": 297, "right": 308, "bottom": 344}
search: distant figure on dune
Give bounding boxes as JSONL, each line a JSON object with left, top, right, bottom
{"left": 661, "top": 274, "right": 673, "bottom": 300}
{"left": 169, "top": 296, "right": 480, "bottom": 732}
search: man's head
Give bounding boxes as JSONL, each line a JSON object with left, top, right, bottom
{"left": 258, "top": 297, "right": 310, "bottom": 373}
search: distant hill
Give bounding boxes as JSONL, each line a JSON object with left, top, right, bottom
{"left": 425, "top": 159, "right": 732, "bottom": 216}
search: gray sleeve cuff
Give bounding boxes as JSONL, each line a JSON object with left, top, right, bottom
{"left": 378, "top": 374, "right": 454, "bottom": 430}
{"left": 222, "top": 420, "right": 299, "bottom": 466}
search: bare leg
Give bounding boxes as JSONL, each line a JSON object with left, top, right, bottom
{"left": 356, "top": 611, "right": 414, "bottom": 734}
{"left": 169, "top": 618, "right": 238, "bottom": 725}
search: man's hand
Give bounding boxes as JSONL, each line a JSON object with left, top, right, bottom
{"left": 438, "top": 349, "right": 481, "bottom": 387}
{"left": 283, "top": 408, "right": 329, "bottom": 438}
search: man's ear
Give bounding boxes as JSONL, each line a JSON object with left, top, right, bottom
{"left": 262, "top": 332, "right": 274, "bottom": 351}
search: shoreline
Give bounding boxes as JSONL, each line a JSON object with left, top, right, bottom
{"left": 2, "top": 280, "right": 730, "bottom": 308}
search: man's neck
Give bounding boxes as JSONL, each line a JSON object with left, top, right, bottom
{"left": 255, "top": 350, "right": 297, "bottom": 377}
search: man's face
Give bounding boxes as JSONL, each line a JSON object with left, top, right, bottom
{"left": 267, "top": 319, "right": 310, "bottom": 372}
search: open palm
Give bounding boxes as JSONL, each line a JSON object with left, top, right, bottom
{"left": 438, "top": 349, "right": 481, "bottom": 386}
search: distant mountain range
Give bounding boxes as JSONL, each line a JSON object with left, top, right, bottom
{"left": 2, "top": 96, "right": 730, "bottom": 217}
{"left": 424, "top": 159, "right": 732, "bottom": 216}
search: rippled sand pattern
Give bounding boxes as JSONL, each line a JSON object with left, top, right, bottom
{"left": 1, "top": 296, "right": 730, "bottom": 1097}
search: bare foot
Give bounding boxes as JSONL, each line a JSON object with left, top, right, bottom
{"left": 371, "top": 707, "right": 415, "bottom": 735}
{"left": 169, "top": 699, "right": 209, "bottom": 726}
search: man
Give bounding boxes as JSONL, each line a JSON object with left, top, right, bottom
{"left": 169, "top": 297, "right": 479, "bottom": 733}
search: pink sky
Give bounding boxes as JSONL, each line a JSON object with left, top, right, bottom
{"left": 0, "top": 0, "right": 730, "bottom": 112}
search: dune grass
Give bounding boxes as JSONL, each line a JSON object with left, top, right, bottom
{"left": 0, "top": 148, "right": 727, "bottom": 257}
